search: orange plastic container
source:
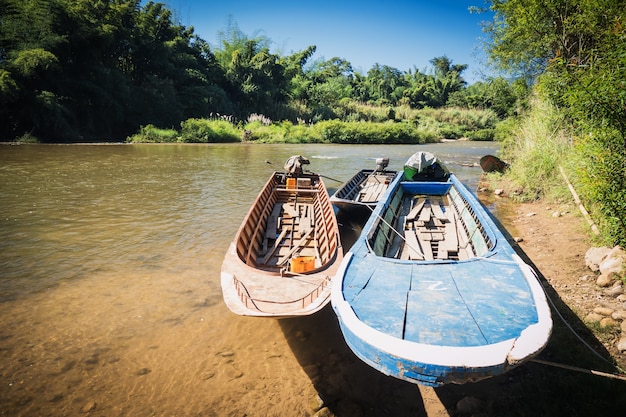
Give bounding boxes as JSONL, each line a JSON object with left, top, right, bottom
{"left": 286, "top": 178, "right": 297, "bottom": 189}
{"left": 290, "top": 256, "right": 315, "bottom": 273}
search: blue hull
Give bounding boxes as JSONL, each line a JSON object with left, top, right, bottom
{"left": 331, "top": 173, "right": 552, "bottom": 387}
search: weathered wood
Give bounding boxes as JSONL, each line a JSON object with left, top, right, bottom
{"left": 277, "top": 227, "right": 315, "bottom": 266}
{"left": 430, "top": 199, "right": 447, "bottom": 222}
{"left": 404, "top": 229, "right": 424, "bottom": 260}
{"left": 418, "top": 230, "right": 432, "bottom": 241}
{"left": 260, "top": 227, "right": 289, "bottom": 264}
{"left": 438, "top": 211, "right": 459, "bottom": 259}
{"left": 407, "top": 198, "right": 426, "bottom": 221}
{"left": 417, "top": 204, "right": 432, "bottom": 226}
{"left": 282, "top": 202, "right": 298, "bottom": 217}
{"left": 298, "top": 203, "right": 313, "bottom": 235}
{"left": 430, "top": 232, "right": 444, "bottom": 241}
{"left": 416, "top": 229, "right": 434, "bottom": 260}
{"left": 263, "top": 204, "right": 283, "bottom": 252}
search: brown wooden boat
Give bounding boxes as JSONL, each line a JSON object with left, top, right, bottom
{"left": 221, "top": 171, "right": 343, "bottom": 317}
{"left": 479, "top": 154, "right": 509, "bottom": 173}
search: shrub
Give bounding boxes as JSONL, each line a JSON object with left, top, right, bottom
{"left": 570, "top": 129, "right": 626, "bottom": 246}
{"left": 179, "top": 119, "right": 240, "bottom": 143}
{"left": 466, "top": 129, "right": 495, "bottom": 141}
{"left": 126, "top": 124, "right": 178, "bottom": 143}
{"left": 438, "top": 125, "right": 463, "bottom": 139}
{"left": 313, "top": 120, "right": 430, "bottom": 144}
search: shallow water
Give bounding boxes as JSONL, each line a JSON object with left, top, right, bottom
{"left": 0, "top": 141, "right": 500, "bottom": 415}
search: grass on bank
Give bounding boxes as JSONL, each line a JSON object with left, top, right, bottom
{"left": 486, "top": 98, "right": 572, "bottom": 202}
{"left": 125, "top": 106, "right": 500, "bottom": 144}
{"left": 486, "top": 96, "right": 626, "bottom": 248}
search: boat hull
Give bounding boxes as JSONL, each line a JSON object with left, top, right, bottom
{"left": 331, "top": 173, "right": 552, "bottom": 386}
{"left": 479, "top": 154, "right": 508, "bottom": 173}
{"left": 221, "top": 172, "right": 343, "bottom": 317}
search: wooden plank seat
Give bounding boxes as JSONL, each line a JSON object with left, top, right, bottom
{"left": 401, "top": 195, "right": 470, "bottom": 261}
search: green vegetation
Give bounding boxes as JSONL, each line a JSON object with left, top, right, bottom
{"left": 0, "top": 0, "right": 522, "bottom": 143}
{"left": 126, "top": 106, "right": 497, "bottom": 144}
{"left": 493, "top": 97, "right": 571, "bottom": 200}
{"left": 481, "top": 0, "right": 626, "bottom": 247}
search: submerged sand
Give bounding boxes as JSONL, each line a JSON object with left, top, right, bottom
{"left": 2, "top": 197, "right": 625, "bottom": 416}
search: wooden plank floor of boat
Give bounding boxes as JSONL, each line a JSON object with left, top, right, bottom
{"left": 258, "top": 197, "right": 318, "bottom": 268}
{"left": 396, "top": 195, "right": 474, "bottom": 261}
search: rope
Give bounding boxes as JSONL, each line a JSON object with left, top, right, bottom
{"left": 534, "top": 266, "right": 626, "bottom": 379}
{"left": 531, "top": 359, "right": 626, "bottom": 382}
{"left": 362, "top": 201, "right": 426, "bottom": 258}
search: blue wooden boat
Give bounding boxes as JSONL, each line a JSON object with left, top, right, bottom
{"left": 331, "top": 155, "right": 552, "bottom": 386}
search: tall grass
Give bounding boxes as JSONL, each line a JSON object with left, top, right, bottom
{"left": 497, "top": 98, "right": 571, "bottom": 200}
{"left": 490, "top": 96, "right": 625, "bottom": 246}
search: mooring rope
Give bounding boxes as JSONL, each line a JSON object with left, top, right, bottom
{"left": 530, "top": 358, "right": 626, "bottom": 381}
{"left": 534, "top": 274, "right": 626, "bottom": 380}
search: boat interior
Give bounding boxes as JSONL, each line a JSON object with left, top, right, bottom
{"left": 235, "top": 173, "right": 338, "bottom": 273}
{"left": 368, "top": 181, "right": 493, "bottom": 261}
{"left": 357, "top": 173, "right": 396, "bottom": 204}
{"left": 334, "top": 170, "right": 397, "bottom": 205}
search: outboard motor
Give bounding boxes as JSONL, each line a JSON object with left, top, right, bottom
{"left": 284, "top": 155, "right": 310, "bottom": 175}
{"left": 375, "top": 157, "right": 389, "bottom": 172}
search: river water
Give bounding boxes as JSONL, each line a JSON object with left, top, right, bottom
{"left": 0, "top": 141, "right": 500, "bottom": 416}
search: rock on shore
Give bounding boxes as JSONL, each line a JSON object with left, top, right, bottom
{"left": 584, "top": 246, "right": 626, "bottom": 352}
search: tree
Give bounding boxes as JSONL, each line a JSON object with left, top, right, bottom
{"left": 214, "top": 17, "right": 289, "bottom": 119}
{"left": 0, "top": 0, "right": 230, "bottom": 140}
{"left": 305, "top": 57, "right": 354, "bottom": 107}
{"left": 425, "top": 56, "right": 467, "bottom": 107}
{"left": 483, "top": 0, "right": 616, "bottom": 81}
{"left": 0, "top": 0, "right": 69, "bottom": 138}
{"left": 483, "top": 0, "right": 626, "bottom": 244}
{"left": 356, "top": 63, "right": 405, "bottom": 105}
{"left": 447, "top": 77, "right": 528, "bottom": 118}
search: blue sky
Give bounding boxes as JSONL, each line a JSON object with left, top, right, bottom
{"left": 161, "top": 0, "right": 494, "bottom": 84}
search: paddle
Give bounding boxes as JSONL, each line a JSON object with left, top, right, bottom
{"left": 264, "top": 160, "right": 343, "bottom": 183}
